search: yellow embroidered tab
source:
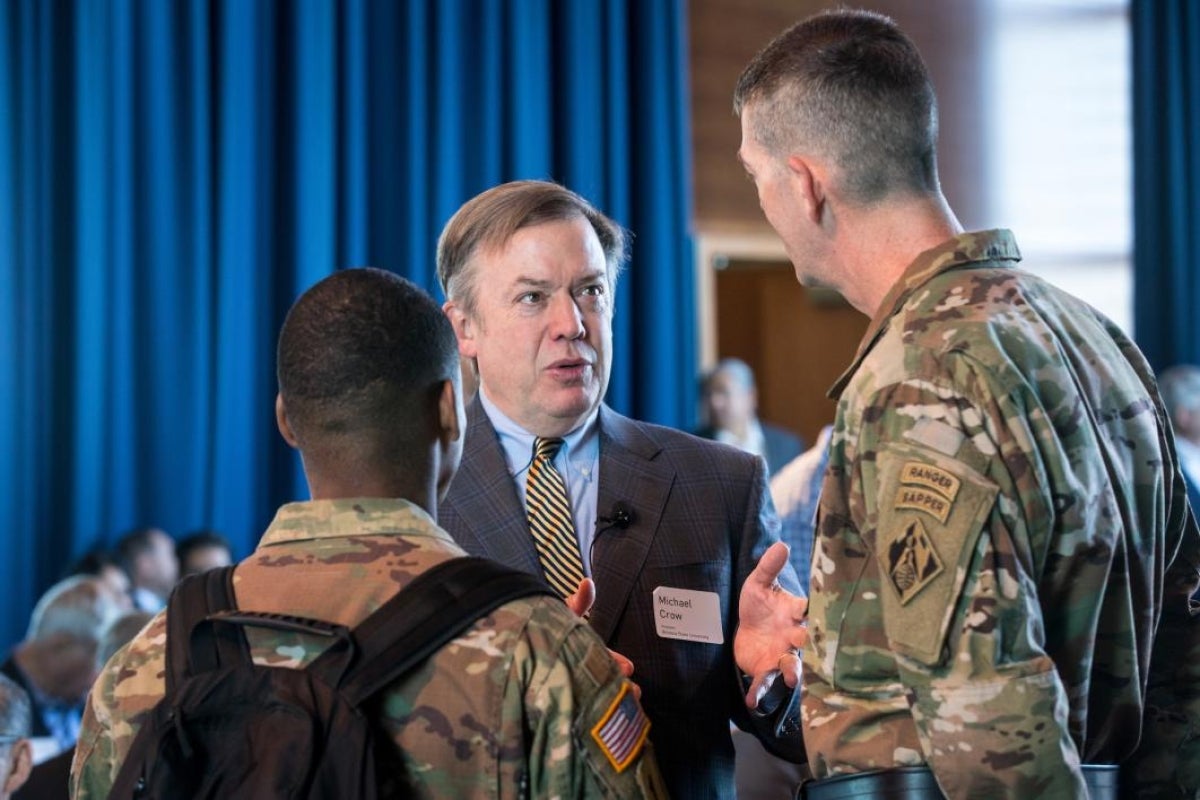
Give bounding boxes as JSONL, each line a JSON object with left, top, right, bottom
{"left": 591, "top": 682, "right": 651, "bottom": 772}
{"left": 883, "top": 519, "right": 944, "bottom": 605}
{"left": 900, "top": 461, "right": 961, "bottom": 501}
{"left": 894, "top": 487, "right": 953, "bottom": 524}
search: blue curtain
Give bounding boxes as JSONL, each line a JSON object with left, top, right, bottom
{"left": 1131, "top": 0, "right": 1200, "bottom": 370}
{"left": 0, "top": 0, "right": 694, "bottom": 653}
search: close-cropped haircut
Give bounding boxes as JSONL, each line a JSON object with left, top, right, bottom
{"left": 436, "top": 180, "right": 627, "bottom": 315}
{"left": 734, "top": 8, "right": 940, "bottom": 205}
{"left": 276, "top": 268, "right": 459, "bottom": 446}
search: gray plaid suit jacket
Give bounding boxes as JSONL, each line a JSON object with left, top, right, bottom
{"left": 440, "top": 398, "right": 802, "bottom": 799}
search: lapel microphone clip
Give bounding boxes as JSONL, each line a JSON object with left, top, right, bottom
{"left": 597, "top": 501, "right": 635, "bottom": 530}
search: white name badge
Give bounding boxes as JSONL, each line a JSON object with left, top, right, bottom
{"left": 652, "top": 586, "right": 724, "bottom": 644}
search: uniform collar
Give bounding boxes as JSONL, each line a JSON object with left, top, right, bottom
{"left": 827, "top": 229, "right": 1022, "bottom": 400}
{"left": 259, "top": 498, "right": 455, "bottom": 546}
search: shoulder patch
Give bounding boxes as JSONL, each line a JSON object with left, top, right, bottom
{"left": 883, "top": 518, "right": 944, "bottom": 604}
{"left": 590, "top": 682, "right": 651, "bottom": 773}
{"left": 874, "top": 448, "right": 999, "bottom": 665}
{"left": 899, "top": 461, "right": 961, "bottom": 501}
{"left": 893, "top": 462, "right": 961, "bottom": 524}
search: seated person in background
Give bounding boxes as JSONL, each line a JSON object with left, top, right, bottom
{"left": 694, "top": 358, "right": 803, "bottom": 474}
{"left": 1159, "top": 364, "right": 1200, "bottom": 513}
{"left": 72, "top": 267, "right": 664, "bottom": 799}
{"left": 1, "top": 577, "right": 122, "bottom": 763}
{"left": 63, "top": 551, "right": 132, "bottom": 612}
{"left": 0, "top": 675, "right": 33, "bottom": 800}
{"left": 114, "top": 528, "right": 178, "bottom": 613}
{"left": 14, "top": 610, "right": 152, "bottom": 800}
{"left": 174, "top": 530, "right": 233, "bottom": 578}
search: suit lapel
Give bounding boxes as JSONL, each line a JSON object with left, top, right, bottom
{"left": 589, "top": 406, "right": 675, "bottom": 642}
{"left": 446, "top": 398, "right": 543, "bottom": 575}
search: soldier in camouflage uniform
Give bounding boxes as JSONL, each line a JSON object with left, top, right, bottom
{"left": 733, "top": 9, "right": 1200, "bottom": 799}
{"left": 70, "top": 268, "right": 666, "bottom": 799}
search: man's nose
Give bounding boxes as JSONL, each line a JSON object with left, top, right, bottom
{"left": 549, "top": 294, "right": 586, "bottom": 340}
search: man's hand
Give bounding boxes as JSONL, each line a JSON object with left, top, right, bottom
{"left": 566, "top": 577, "right": 640, "bottom": 698}
{"left": 735, "top": 542, "right": 809, "bottom": 707}
{"left": 566, "top": 577, "right": 596, "bottom": 618}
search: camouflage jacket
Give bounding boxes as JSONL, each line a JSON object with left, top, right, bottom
{"left": 803, "top": 230, "right": 1200, "bottom": 798}
{"left": 71, "top": 498, "right": 666, "bottom": 799}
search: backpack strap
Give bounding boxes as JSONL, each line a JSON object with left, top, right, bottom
{"left": 164, "top": 566, "right": 241, "bottom": 694}
{"left": 319, "top": 556, "right": 555, "bottom": 706}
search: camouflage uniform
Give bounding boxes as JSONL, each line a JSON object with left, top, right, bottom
{"left": 71, "top": 498, "right": 666, "bottom": 799}
{"left": 803, "top": 230, "right": 1200, "bottom": 798}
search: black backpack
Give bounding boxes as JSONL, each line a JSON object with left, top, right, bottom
{"left": 107, "top": 555, "right": 553, "bottom": 799}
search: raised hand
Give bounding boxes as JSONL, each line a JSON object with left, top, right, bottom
{"left": 566, "top": 577, "right": 640, "bottom": 698}
{"left": 734, "top": 542, "right": 809, "bottom": 706}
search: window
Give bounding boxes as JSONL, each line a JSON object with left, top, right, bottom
{"left": 984, "top": 0, "right": 1131, "bottom": 331}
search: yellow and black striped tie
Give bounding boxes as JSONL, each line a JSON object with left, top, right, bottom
{"left": 526, "top": 437, "right": 585, "bottom": 599}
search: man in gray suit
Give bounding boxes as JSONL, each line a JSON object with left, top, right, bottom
{"left": 438, "top": 180, "right": 806, "bottom": 799}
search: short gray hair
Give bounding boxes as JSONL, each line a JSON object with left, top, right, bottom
{"left": 26, "top": 575, "right": 123, "bottom": 645}
{"left": 734, "top": 8, "right": 940, "bottom": 206}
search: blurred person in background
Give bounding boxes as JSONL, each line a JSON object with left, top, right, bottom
{"left": 1, "top": 577, "right": 122, "bottom": 764}
{"left": 0, "top": 675, "right": 32, "bottom": 800}
{"left": 768, "top": 423, "right": 833, "bottom": 598}
{"left": 13, "top": 610, "right": 151, "bottom": 800}
{"left": 174, "top": 530, "right": 233, "bottom": 579}
{"left": 63, "top": 551, "right": 132, "bottom": 612}
{"left": 694, "top": 358, "right": 803, "bottom": 475}
{"left": 114, "top": 528, "right": 177, "bottom": 613}
{"left": 1159, "top": 364, "right": 1200, "bottom": 513}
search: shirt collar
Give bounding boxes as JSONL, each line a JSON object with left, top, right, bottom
{"left": 478, "top": 385, "right": 600, "bottom": 480}
{"left": 827, "top": 229, "right": 1022, "bottom": 400}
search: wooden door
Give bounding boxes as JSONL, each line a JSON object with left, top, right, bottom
{"left": 713, "top": 259, "right": 867, "bottom": 447}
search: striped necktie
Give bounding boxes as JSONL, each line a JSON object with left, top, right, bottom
{"left": 526, "top": 437, "right": 585, "bottom": 599}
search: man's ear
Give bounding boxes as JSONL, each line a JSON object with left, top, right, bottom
{"left": 436, "top": 378, "right": 463, "bottom": 446}
{"left": 275, "top": 393, "right": 299, "bottom": 449}
{"left": 787, "top": 154, "right": 826, "bottom": 225}
{"left": 3, "top": 738, "right": 32, "bottom": 795}
{"left": 442, "top": 301, "right": 479, "bottom": 360}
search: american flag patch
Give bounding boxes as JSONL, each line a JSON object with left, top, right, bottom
{"left": 590, "top": 682, "right": 650, "bottom": 772}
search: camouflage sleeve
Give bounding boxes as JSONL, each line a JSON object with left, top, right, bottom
{"left": 858, "top": 367, "right": 1086, "bottom": 798}
{"left": 70, "top": 672, "right": 113, "bottom": 800}
{"left": 70, "top": 612, "right": 167, "bottom": 800}
{"left": 523, "top": 601, "right": 668, "bottom": 799}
